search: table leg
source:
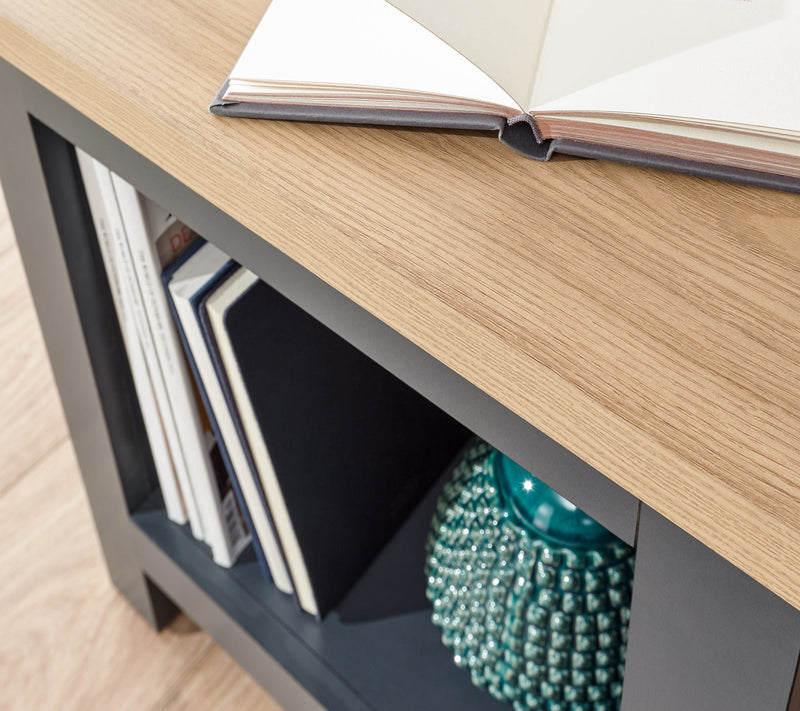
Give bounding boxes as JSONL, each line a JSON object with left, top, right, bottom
{"left": 621, "top": 504, "right": 800, "bottom": 711}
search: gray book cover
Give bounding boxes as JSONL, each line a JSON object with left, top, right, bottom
{"left": 211, "top": 80, "right": 800, "bottom": 195}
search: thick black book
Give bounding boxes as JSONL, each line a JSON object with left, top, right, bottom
{"left": 205, "top": 267, "right": 471, "bottom": 618}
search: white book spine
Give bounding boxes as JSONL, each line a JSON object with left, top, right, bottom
{"left": 163, "top": 261, "right": 252, "bottom": 567}
{"left": 207, "top": 269, "right": 308, "bottom": 605}
{"left": 98, "top": 171, "right": 201, "bottom": 539}
{"left": 76, "top": 149, "right": 187, "bottom": 525}
{"left": 108, "top": 174, "right": 205, "bottom": 541}
{"left": 112, "top": 174, "right": 249, "bottom": 564}
{"left": 169, "top": 254, "right": 293, "bottom": 590}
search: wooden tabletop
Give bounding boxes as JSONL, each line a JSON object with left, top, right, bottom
{"left": 3, "top": 0, "right": 800, "bottom": 609}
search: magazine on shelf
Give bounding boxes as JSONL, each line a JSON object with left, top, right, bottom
{"left": 109, "top": 175, "right": 206, "bottom": 540}
{"left": 76, "top": 149, "right": 187, "bottom": 526}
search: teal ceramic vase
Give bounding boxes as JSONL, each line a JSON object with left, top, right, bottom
{"left": 425, "top": 441, "right": 635, "bottom": 711}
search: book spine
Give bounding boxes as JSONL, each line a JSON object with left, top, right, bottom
{"left": 107, "top": 174, "right": 204, "bottom": 540}
{"left": 200, "top": 433, "right": 252, "bottom": 567}
{"left": 76, "top": 150, "right": 187, "bottom": 525}
{"left": 174, "top": 276, "right": 293, "bottom": 592}
{"left": 206, "top": 269, "right": 306, "bottom": 607}
{"left": 112, "top": 174, "right": 256, "bottom": 563}
{"left": 219, "top": 480, "right": 251, "bottom": 561}
{"left": 162, "top": 255, "right": 252, "bottom": 568}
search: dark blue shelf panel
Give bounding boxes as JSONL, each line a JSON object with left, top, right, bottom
{"left": 131, "top": 478, "right": 509, "bottom": 711}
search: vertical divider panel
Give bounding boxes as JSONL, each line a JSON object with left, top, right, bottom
{"left": 620, "top": 505, "right": 800, "bottom": 711}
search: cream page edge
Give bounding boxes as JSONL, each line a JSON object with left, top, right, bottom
{"left": 530, "top": 19, "right": 800, "bottom": 138}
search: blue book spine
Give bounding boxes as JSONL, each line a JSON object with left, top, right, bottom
{"left": 193, "top": 268, "right": 290, "bottom": 590}
{"left": 161, "top": 246, "right": 272, "bottom": 584}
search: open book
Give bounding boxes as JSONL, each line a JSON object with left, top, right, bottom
{"left": 212, "top": 0, "right": 800, "bottom": 190}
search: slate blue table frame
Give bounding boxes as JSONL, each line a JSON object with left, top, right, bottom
{"left": 1, "top": 59, "right": 799, "bottom": 711}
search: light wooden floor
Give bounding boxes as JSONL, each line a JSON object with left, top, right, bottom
{"left": 0, "top": 185, "right": 283, "bottom": 710}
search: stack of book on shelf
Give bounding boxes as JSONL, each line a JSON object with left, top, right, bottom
{"left": 77, "top": 149, "right": 471, "bottom": 619}
{"left": 77, "top": 149, "right": 251, "bottom": 570}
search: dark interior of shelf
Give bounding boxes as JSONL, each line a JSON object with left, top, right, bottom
{"left": 133, "top": 454, "right": 509, "bottom": 711}
{"left": 32, "top": 115, "right": 161, "bottom": 513}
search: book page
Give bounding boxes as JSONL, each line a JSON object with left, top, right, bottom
{"left": 532, "top": 18, "right": 800, "bottom": 138}
{"left": 531, "top": 0, "right": 787, "bottom": 109}
{"left": 388, "top": 0, "right": 554, "bottom": 108}
{"left": 229, "top": 0, "right": 520, "bottom": 113}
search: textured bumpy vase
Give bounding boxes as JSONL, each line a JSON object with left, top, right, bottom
{"left": 425, "top": 441, "right": 635, "bottom": 711}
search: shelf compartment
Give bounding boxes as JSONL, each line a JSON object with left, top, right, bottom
{"left": 20, "top": 75, "right": 639, "bottom": 710}
{"left": 131, "top": 464, "right": 509, "bottom": 711}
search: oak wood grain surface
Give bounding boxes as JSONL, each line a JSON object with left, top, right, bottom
{"left": 1, "top": 0, "right": 800, "bottom": 612}
{"left": 0, "top": 237, "right": 68, "bottom": 493}
{"left": 0, "top": 189, "right": 282, "bottom": 710}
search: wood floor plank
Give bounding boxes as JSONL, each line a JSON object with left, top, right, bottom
{"left": 0, "top": 430, "right": 284, "bottom": 711}
{"left": 0, "top": 241, "right": 69, "bottom": 493}
{"left": 157, "top": 644, "right": 283, "bottom": 711}
{"left": 0, "top": 440, "right": 217, "bottom": 711}
{"left": 0, "top": 188, "right": 13, "bottom": 254}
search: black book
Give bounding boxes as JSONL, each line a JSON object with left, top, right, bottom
{"left": 203, "top": 267, "right": 471, "bottom": 618}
